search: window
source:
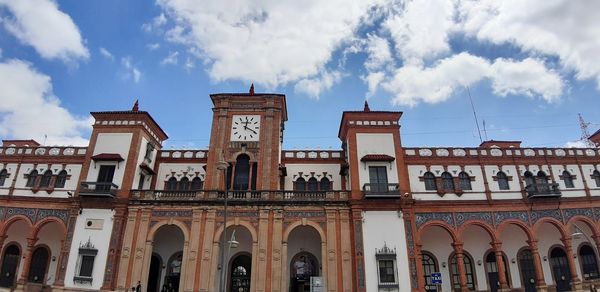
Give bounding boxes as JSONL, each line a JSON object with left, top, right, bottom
{"left": 55, "top": 170, "right": 67, "bottom": 188}
{"left": 422, "top": 252, "right": 439, "bottom": 292}
{"left": 96, "top": 165, "right": 116, "bottom": 192}
{"left": 26, "top": 170, "right": 38, "bottom": 187}
{"left": 592, "top": 170, "right": 600, "bottom": 188}
{"left": 179, "top": 177, "right": 190, "bottom": 191}
{"left": 450, "top": 252, "right": 476, "bottom": 291}
{"left": 459, "top": 172, "right": 472, "bottom": 190}
{"left": 191, "top": 177, "right": 203, "bottom": 191}
{"left": 523, "top": 171, "right": 535, "bottom": 187}
{"left": 562, "top": 171, "right": 574, "bottom": 188}
{"left": 294, "top": 178, "right": 306, "bottom": 191}
{"left": 28, "top": 247, "right": 49, "bottom": 283}
{"left": 485, "top": 252, "right": 510, "bottom": 290}
{"left": 0, "top": 169, "right": 8, "bottom": 186}
{"left": 307, "top": 177, "right": 318, "bottom": 192}
{"left": 536, "top": 171, "right": 549, "bottom": 185}
{"left": 167, "top": 177, "right": 178, "bottom": 191}
{"left": 580, "top": 245, "right": 599, "bottom": 280}
{"left": 138, "top": 174, "right": 145, "bottom": 190}
{"left": 74, "top": 239, "right": 97, "bottom": 285}
{"left": 144, "top": 142, "right": 155, "bottom": 161}
{"left": 378, "top": 260, "right": 396, "bottom": 283}
{"left": 441, "top": 172, "right": 454, "bottom": 191}
{"left": 424, "top": 172, "right": 437, "bottom": 191}
{"left": 39, "top": 170, "right": 52, "bottom": 188}
{"left": 497, "top": 171, "right": 509, "bottom": 190}
{"left": 369, "top": 166, "right": 388, "bottom": 193}
{"left": 233, "top": 154, "right": 250, "bottom": 191}
{"left": 320, "top": 177, "right": 331, "bottom": 191}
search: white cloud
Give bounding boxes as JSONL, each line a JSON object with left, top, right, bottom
{"left": 0, "top": 59, "right": 91, "bottom": 145}
{"left": 184, "top": 57, "right": 195, "bottom": 72}
{"left": 147, "top": 43, "right": 160, "bottom": 50}
{"left": 0, "top": 48, "right": 2, "bottom": 58}
{"left": 457, "top": 0, "right": 600, "bottom": 89}
{"left": 565, "top": 140, "right": 588, "bottom": 148}
{"left": 294, "top": 70, "right": 343, "bottom": 99}
{"left": 382, "top": 53, "right": 563, "bottom": 106}
{"left": 0, "top": 0, "right": 89, "bottom": 62}
{"left": 99, "top": 47, "right": 114, "bottom": 61}
{"left": 157, "top": 0, "right": 385, "bottom": 87}
{"left": 384, "top": 0, "right": 455, "bottom": 64}
{"left": 142, "top": 12, "right": 167, "bottom": 33}
{"left": 161, "top": 51, "right": 179, "bottom": 65}
{"left": 121, "top": 57, "right": 141, "bottom": 83}
{"left": 364, "top": 34, "right": 393, "bottom": 71}
{"left": 363, "top": 71, "right": 386, "bottom": 97}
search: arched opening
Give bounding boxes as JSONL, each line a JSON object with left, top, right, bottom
{"left": 191, "top": 177, "right": 203, "bottom": 191}
{"left": 498, "top": 223, "right": 531, "bottom": 290}
{"left": 166, "top": 177, "right": 177, "bottom": 191}
{"left": 578, "top": 244, "right": 599, "bottom": 280}
{"left": 523, "top": 171, "right": 534, "bottom": 187}
{"left": 307, "top": 178, "right": 318, "bottom": 192}
{"left": 179, "top": 177, "right": 190, "bottom": 191}
{"left": 40, "top": 170, "right": 53, "bottom": 188}
{"left": 0, "top": 244, "right": 21, "bottom": 288}
{"left": 459, "top": 172, "right": 471, "bottom": 190}
{"left": 26, "top": 170, "right": 38, "bottom": 187}
{"left": 149, "top": 225, "right": 184, "bottom": 292}
{"left": 450, "top": 251, "right": 476, "bottom": 291}
{"left": 147, "top": 253, "right": 163, "bottom": 292}
{"left": 0, "top": 169, "right": 9, "bottom": 186}
{"left": 562, "top": 171, "right": 574, "bottom": 188}
{"left": 420, "top": 225, "right": 454, "bottom": 292}
{"left": 549, "top": 247, "right": 571, "bottom": 291}
{"left": 27, "top": 246, "right": 49, "bottom": 283}
{"left": 421, "top": 251, "right": 439, "bottom": 292}
{"left": 35, "top": 221, "right": 64, "bottom": 286}
{"left": 294, "top": 178, "right": 306, "bottom": 191}
{"left": 441, "top": 172, "right": 454, "bottom": 191}
{"left": 229, "top": 253, "right": 252, "bottom": 292}
{"left": 287, "top": 225, "right": 322, "bottom": 292}
{"left": 424, "top": 172, "right": 437, "bottom": 190}
{"left": 319, "top": 177, "right": 330, "bottom": 191}
{"left": 517, "top": 248, "right": 536, "bottom": 292}
{"left": 233, "top": 154, "right": 250, "bottom": 190}
{"left": 484, "top": 251, "right": 510, "bottom": 292}
{"left": 496, "top": 171, "right": 509, "bottom": 190}
{"left": 54, "top": 170, "right": 67, "bottom": 188}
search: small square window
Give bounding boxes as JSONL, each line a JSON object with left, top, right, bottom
{"left": 378, "top": 259, "right": 396, "bottom": 284}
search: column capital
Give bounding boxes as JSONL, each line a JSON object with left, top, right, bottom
{"left": 491, "top": 240, "right": 503, "bottom": 250}
{"left": 527, "top": 239, "right": 539, "bottom": 250}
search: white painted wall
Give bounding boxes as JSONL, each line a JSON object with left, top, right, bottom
{"left": 362, "top": 211, "right": 410, "bottom": 292}
{"left": 356, "top": 134, "right": 398, "bottom": 187}
{"left": 64, "top": 209, "right": 115, "bottom": 290}
{"left": 461, "top": 226, "right": 494, "bottom": 291}
{"left": 86, "top": 133, "right": 132, "bottom": 188}
{"left": 36, "top": 222, "right": 64, "bottom": 285}
{"left": 155, "top": 163, "right": 206, "bottom": 190}
{"left": 131, "top": 137, "right": 159, "bottom": 190}
{"left": 284, "top": 163, "right": 342, "bottom": 190}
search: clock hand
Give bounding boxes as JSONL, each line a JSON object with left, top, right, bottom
{"left": 244, "top": 126, "right": 258, "bottom": 134}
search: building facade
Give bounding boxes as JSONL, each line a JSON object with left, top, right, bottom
{"left": 1, "top": 90, "right": 600, "bottom": 292}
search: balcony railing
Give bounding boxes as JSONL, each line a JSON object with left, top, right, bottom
{"left": 79, "top": 182, "right": 119, "bottom": 198}
{"left": 526, "top": 182, "right": 561, "bottom": 199}
{"left": 130, "top": 190, "right": 348, "bottom": 202}
{"left": 362, "top": 183, "right": 401, "bottom": 198}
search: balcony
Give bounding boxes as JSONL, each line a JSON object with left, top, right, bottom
{"left": 362, "top": 183, "right": 401, "bottom": 198}
{"left": 130, "top": 190, "right": 348, "bottom": 203}
{"left": 526, "top": 182, "right": 561, "bottom": 199}
{"left": 79, "top": 182, "right": 119, "bottom": 198}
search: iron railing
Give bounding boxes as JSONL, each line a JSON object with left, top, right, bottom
{"left": 362, "top": 183, "right": 401, "bottom": 198}
{"left": 526, "top": 182, "right": 561, "bottom": 198}
{"left": 79, "top": 182, "right": 119, "bottom": 197}
{"left": 130, "top": 189, "right": 348, "bottom": 202}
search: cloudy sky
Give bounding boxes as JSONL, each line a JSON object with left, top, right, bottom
{"left": 0, "top": 0, "right": 599, "bottom": 149}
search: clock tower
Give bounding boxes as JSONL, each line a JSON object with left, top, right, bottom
{"left": 204, "top": 89, "right": 287, "bottom": 191}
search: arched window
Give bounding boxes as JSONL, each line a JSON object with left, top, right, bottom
{"left": 562, "top": 171, "right": 574, "bottom": 188}
{"left": 233, "top": 154, "right": 250, "bottom": 191}
{"left": 320, "top": 177, "right": 331, "bottom": 191}
{"left": 523, "top": 171, "right": 535, "bottom": 187}
{"left": 580, "top": 245, "right": 600, "bottom": 280}
{"left": 441, "top": 172, "right": 454, "bottom": 191}
{"left": 28, "top": 246, "right": 49, "bottom": 283}
{"left": 592, "top": 170, "right": 600, "bottom": 188}
{"left": 167, "top": 177, "right": 177, "bottom": 191}
{"left": 422, "top": 252, "right": 439, "bottom": 292}
{"left": 26, "top": 170, "right": 38, "bottom": 187}
{"left": 459, "top": 172, "right": 472, "bottom": 190}
{"left": 191, "top": 177, "right": 203, "bottom": 191}
{"left": 294, "top": 178, "right": 306, "bottom": 191}
{"left": 450, "top": 252, "right": 476, "bottom": 291}
{"left": 485, "top": 251, "right": 510, "bottom": 291}
{"left": 54, "top": 170, "right": 67, "bottom": 188}
{"left": 307, "top": 177, "right": 318, "bottom": 192}
{"left": 424, "top": 172, "right": 437, "bottom": 191}
{"left": 536, "top": 171, "right": 550, "bottom": 192}
{"left": 517, "top": 249, "right": 536, "bottom": 292}
{"left": 39, "top": 170, "right": 52, "bottom": 188}
{"left": 0, "top": 169, "right": 8, "bottom": 186}
{"left": 179, "top": 177, "right": 190, "bottom": 191}
{"left": 497, "top": 171, "right": 509, "bottom": 190}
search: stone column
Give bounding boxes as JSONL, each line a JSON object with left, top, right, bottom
{"left": 115, "top": 209, "right": 139, "bottom": 290}
{"left": 527, "top": 239, "right": 547, "bottom": 290}
{"left": 271, "top": 209, "right": 284, "bottom": 292}
{"left": 256, "top": 209, "right": 270, "bottom": 292}
{"left": 199, "top": 210, "right": 216, "bottom": 292}
{"left": 415, "top": 244, "right": 426, "bottom": 291}
{"left": 183, "top": 209, "right": 203, "bottom": 292}
{"left": 0, "top": 235, "right": 6, "bottom": 255}
{"left": 18, "top": 237, "right": 38, "bottom": 283}
{"left": 491, "top": 241, "right": 509, "bottom": 290}
{"left": 339, "top": 210, "right": 353, "bottom": 292}
{"left": 561, "top": 236, "right": 583, "bottom": 290}
{"left": 452, "top": 242, "right": 469, "bottom": 292}
{"left": 326, "top": 210, "right": 338, "bottom": 292}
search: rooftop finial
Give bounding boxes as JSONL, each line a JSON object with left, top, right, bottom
{"left": 249, "top": 83, "right": 255, "bottom": 95}
{"left": 132, "top": 99, "right": 139, "bottom": 112}
{"left": 364, "top": 100, "right": 370, "bottom": 112}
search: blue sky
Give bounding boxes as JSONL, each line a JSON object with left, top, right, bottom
{"left": 0, "top": 0, "right": 598, "bottom": 149}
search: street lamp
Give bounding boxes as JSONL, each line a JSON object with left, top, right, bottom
{"left": 216, "top": 157, "right": 229, "bottom": 292}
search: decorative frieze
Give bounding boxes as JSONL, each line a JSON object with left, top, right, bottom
{"left": 415, "top": 212, "right": 454, "bottom": 228}
{"left": 283, "top": 211, "right": 325, "bottom": 218}
{"left": 454, "top": 212, "right": 493, "bottom": 226}
{"left": 494, "top": 211, "right": 529, "bottom": 225}
{"left": 562, "top": 208, "right": 594, "bottom": 223}
{"left": 216, "top": 211, "right": 259, "bottom": 218}
{"left": 529, "top": 209, "right": 563, "bottom": 224}
{"left": 151, "top": 210, "right": 193, "bottom": 217}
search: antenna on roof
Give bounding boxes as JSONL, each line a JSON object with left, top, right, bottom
{"left": 578, "top": 113, "right": 595, "bottom": 147}
{"left": 466, "top": 86, "right": 483, "bottom": 143}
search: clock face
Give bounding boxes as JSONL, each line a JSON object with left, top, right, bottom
{"left": 231, "top": 115, "right": 261, "bottom": 141}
